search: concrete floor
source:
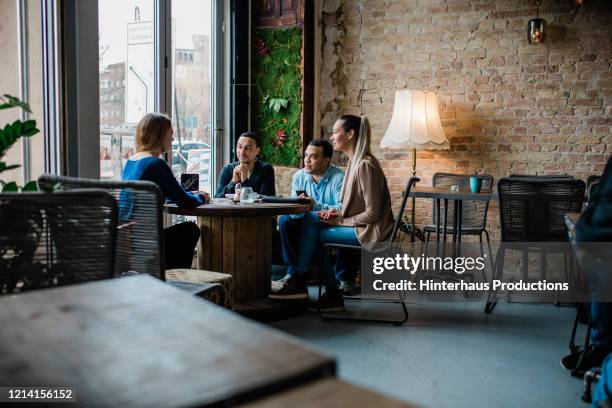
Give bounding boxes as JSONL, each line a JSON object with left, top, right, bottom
{"left": 271, "top": 300, "right": 587, "bottom": 408}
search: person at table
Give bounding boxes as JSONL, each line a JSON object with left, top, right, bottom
{"left": 312, "top": 114, "right": 395, "bottom": 312}
{"left": 562, "top": 154, "right": 612, "bottom": 388}
{"left": 215, "top": 132, "right": 275, "bottom": 198}
{"left": 121, "top": 113, "right": 208, "bottom": 269}
{"left": 270, "top": 139, "right": 344, "bottom": 300}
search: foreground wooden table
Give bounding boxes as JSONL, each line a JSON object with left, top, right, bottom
{"left": 0, "top": 275, "right": 335, "bottom": 407}
{"left": 166, "top": 200, "right": 309, "bottom": 301}
{"left": 241, "top": 378, "right": 419, "bottom": 408}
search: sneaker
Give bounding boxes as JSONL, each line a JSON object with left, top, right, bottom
{"left": 308, "top": 292, "right": 345, "bottom": 312}
{"left": 339, "top": 281, "right": 356, "bottom": 296}
{"left": 271, "top": 273, "right": 291, "bottom": 291}
{"left": 269, "top": 274, "right": 308, "bottom": 300}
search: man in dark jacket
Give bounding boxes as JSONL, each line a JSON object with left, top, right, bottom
{"left": 215, "top": 132, "right": 275, "bottom": 198}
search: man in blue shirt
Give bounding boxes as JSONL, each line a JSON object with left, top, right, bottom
{"left": 270, "top": 139, "right": 345, "bottom": 300}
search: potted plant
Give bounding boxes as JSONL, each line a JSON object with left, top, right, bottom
{"left": 0, "top": 94, "right": 40, "bottom": 192}
{"left": 0, "top": 94, "right": 43, "bottom": 294}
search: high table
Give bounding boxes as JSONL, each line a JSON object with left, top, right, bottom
{"left": 165, "top": 200, "right": 309, "bottom": 302}
{"left": 0, "top": 275, "right": 335, "bottom": 407}
{"left": 408, "top": 187, "right": 497, "bottom": 242}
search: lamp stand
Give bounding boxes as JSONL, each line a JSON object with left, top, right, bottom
{"left": 410, "top": 148, "right": 417, "bottom": 241}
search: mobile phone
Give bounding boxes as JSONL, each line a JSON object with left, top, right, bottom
{"left": 181, "top": 173, "right": 199, "bottom": 192}
{"left": 296, "top": 190, "right": 307, "bottom": 197}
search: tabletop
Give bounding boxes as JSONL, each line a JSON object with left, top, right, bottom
{"left": 408, "top": 186, "right": 497, "bottom": 201}
{"left": 0, "top": 275, "right": 335, "bottom": 407}
{"left": 165, "top": 199, "right": 310, "bottom": 217}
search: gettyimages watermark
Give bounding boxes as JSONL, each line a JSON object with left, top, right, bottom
{"left": 357, "top": 241, "right": 612, "bottom": 302}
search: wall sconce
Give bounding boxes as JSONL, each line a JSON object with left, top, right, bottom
{"left": 528, "top": 2, "right": 546, "bottom": 44}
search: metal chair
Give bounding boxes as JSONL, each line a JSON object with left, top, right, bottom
{"left": 38, "top": 174, "right": 227, "bottom": 305}
{"left": 0, "top": 190, "right": 117, "bottom": 295}
{"left": 424, "top": 173, "right": 494, "bottom": 273}
{"left": 485, "top": 177, "right": 585, "bottom": 314}
{"left": 316, "top": 176, "right": 420, "bottom": 326}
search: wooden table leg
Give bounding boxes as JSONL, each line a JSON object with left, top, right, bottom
{"left": 197, "top": 216, "right": 274, "bottom": 301}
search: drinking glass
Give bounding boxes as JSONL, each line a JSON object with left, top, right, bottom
{"left": 240, "top": 187, "right": 255, "bottom": 203}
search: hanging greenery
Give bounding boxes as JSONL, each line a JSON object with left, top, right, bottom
{"left": 252, "top": 28, "right": 302, "bottom": 167}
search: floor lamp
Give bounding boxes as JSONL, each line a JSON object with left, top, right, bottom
{"left": 380, "top": 90, "right": 450, "bottom": 240}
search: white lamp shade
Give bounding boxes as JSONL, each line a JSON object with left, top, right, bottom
{"left": 380, "top": 90, "right": 450, "bottom": 150}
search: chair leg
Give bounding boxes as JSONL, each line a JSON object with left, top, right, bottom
{"left": 319, "top": 294, "right": 409, "bottom": 326}
{"left": 484, "top": 230, "right": 494, "bottom": 281}
{"left": 572, "top": 314, "right": 594, "bottom": 377}
{"left": 485, "top": 246, "right": 504, "bottom": 314}
{"left": 315, "top": 247, "right": 409, "bottom": 326}
{"left": 569, "top": 307, "right": 581, "bottom": 353}
{"left": 478, "top": 231, "right": 487, "bottom": 282}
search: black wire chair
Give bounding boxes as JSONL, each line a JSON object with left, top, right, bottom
{"left": 509, "top": 174, "right": 574, "bottom": 180}
{"left": 424, "top": 173, "right": 494, "bottom": 274}
{"left": 38, "top": 174, "right": 225, "bottom": 304}
{"left": 316, "top": 176, "right": 420, "bottom": 326}
{"left": 0, "top": 190, "right": 117, "bottom": 295}
{"left": 484, "top": 177, "right": 585, "bottom": 314}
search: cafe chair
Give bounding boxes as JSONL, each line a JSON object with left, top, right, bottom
{"left": 509, "top": 174, "right": 574, "bottom": 180}
{"left": 0, "top": 190, "right": 117, "bottom": 295}
{"left": 423, "top": 173, "right": 494, "bottom": 276}
{"left": 316, "top": 176, "right": 420, "bottom": 326}
{"left": 484, "top": 177, "right": 585, "bottom": 314}
{"left": 37, "top": 174, "right": 231, "bottom": 307}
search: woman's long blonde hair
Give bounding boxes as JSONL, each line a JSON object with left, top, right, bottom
{"left": 135, "top": 113, "right": 172, "bottom": 154}
{"left": 339, "top": 114, "right": 377, "bottom": 196}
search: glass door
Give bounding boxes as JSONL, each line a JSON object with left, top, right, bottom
{"left": 170, "top": 0, "right": 214, "bottom": 193}
{"left": 99, "top": 0, "right": 155, "bottom": 180}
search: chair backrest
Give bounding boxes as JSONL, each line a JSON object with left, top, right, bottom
{"left": 509, "top": 174, "right": 574, "bottom": 181}
{"left": 586, "top": 175, "right": 601, "bottom": 190}
{"left": 0, "top": 190, "right": 117, "bottom": 295}
{"left": 388, "top": 177, "right": 420, "bottom": 244}
{"left": 497, "top": 177, "right": 585, "bottom": 242}
{"left": 431, "top": 172, "right": 494, "bottom": 230}
{"left": 38, "top": 174, "right": 165, "bottom": 280}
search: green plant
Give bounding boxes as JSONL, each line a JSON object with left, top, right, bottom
{"left": 252, "top": 28, "right": 302, "bottom": 167}
{"left": 0, "top": 94, "right": 40, "bottom": 192}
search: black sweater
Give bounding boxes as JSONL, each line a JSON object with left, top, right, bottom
{"left": 214, "top": 160, "right": 276, "bottom": 198}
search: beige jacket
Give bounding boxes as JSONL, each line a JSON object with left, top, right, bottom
{"left": 339, "top": 155, "right": 394, "bottom": 244}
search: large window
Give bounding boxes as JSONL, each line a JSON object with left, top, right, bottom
{"left": 171, "top": 0, "right": 213, "bottom": 192}
{"left": 98, "top": 0, "right": 155, "bottom": 180}
{"left": 0, "top": 0, "right": 45, "bottom": 187}
{"left": 99, "top": 0, "right": 215, "bottom": 193}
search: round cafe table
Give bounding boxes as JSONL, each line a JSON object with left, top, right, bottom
{"left": 164, "top": 199, "right": 309, "bottom": 303}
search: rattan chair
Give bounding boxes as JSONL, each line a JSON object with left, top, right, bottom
{"left": 316, "top": 176, "right": 420, "bottom": 325}
{"left": 485, "top": 177, "right": 585, "bottom": 314}
{"left": 38, "top": 174, "right": 229, "bottom": 306}
{"left": 0, "top": 190, "right": 117, "bottom": 295}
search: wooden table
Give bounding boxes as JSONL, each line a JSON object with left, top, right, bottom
{"left": 241, "top": 378, "right": 419, "bottom": 408}
{"left": 409, "top": 187, "right": 497, "bottom": 242}
{"left": 0, "top": 275, "right": 335, "bottom": 407}
{"left": 165, "top": 200, "right": 309, "bottom": 301}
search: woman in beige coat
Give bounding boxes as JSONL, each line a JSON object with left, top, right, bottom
{"left": 313, "top": 114, "right": 394, "bottom": 311}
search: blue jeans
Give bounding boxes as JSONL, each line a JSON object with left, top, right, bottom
{"left": 278, "top": 213, "right": 348, "bottom": 278}
{"left": 591, "top": 302, "right": 612, "bottom": 350}
{"left": 319, "top": 226, "right": 360, "bottom": 293}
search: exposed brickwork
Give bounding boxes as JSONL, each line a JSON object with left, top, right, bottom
{"left": 319, "top": 0, "right": 612, "bottom": 236}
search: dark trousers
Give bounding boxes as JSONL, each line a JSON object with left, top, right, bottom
{"left": 592, "top": 302, "right": 612, "bottom": 350}
{"left": 164, "top": 221, "right": 200, "bottom": 269}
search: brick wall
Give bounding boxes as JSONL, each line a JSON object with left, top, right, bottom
{"left": 318, "top": 0, "right": 612, "bottom": 236}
